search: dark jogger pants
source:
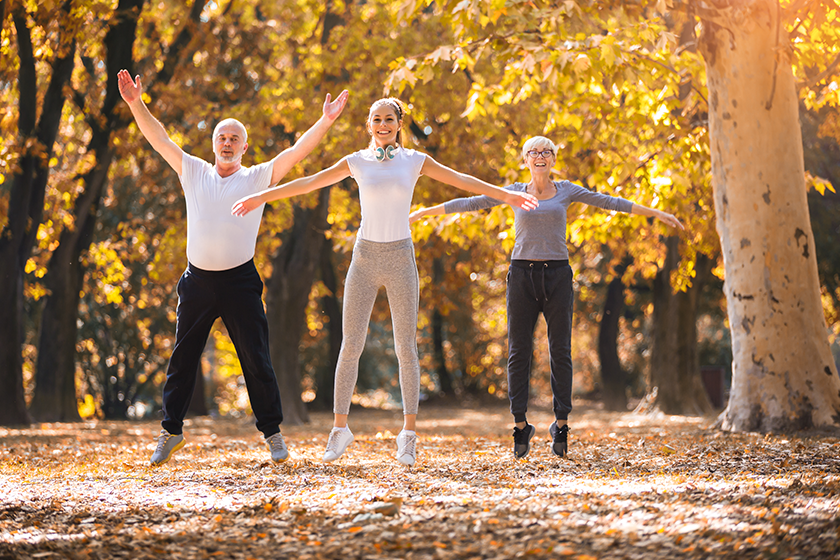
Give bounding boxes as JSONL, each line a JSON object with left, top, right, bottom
{"left": 161, "top": 260, "right": 283, "bottom": 437}
{"left": 506, "top": 260, "right": 574, "bottom": 424}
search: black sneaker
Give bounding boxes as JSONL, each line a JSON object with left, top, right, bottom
{"left": 512, "top": 423, "right": 536, "bottom": 458}
{"left": 549, "top": 421, "right": 569, "bottom": 457}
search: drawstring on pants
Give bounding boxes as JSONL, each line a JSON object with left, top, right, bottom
{"left": 528, "top": 262, "right": 549, "bottom": 303}
{"left": 511, "top": 259, "right": 569, "bottom": 304}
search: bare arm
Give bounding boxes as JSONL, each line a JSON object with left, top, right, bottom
{"left": 408, "top": 204, "right": 446, "bottom": 224}
{"left": 269, "top": 90, "right": 349, "bottom": 185}
{"left": 117, "top": 70, "right": 184, "bottom": 175}
{"left": 420, "top": 157, "right": 538, "bottom": 210}
{"left": 232, "top": 159, "right": 351, "bottom": 216}
{"left": 630, "top": 203, "right": 684, "bottom": 230}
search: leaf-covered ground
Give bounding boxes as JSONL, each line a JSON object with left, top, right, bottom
{"left": 0, "top": 401, "right": 838, "bottom": 560}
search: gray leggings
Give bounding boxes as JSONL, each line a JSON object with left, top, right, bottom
{"left": 334, "top": 238, "right": 420, "bottom": 416}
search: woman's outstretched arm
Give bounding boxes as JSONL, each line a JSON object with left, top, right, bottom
{"left": 232, "top": 159, "right": 351, "bottom": 216}
{"left": 408, "top": 204, "right": 446, "bottom": 224}
{"left": 420, "top": 156, "right": 538, "bottom": 211}
{"left": 629, "top": 203, "right": 684, "bottom": 230}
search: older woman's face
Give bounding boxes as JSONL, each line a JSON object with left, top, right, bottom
{"left": 525, "top": 145, "right": 555, "bottom": 174}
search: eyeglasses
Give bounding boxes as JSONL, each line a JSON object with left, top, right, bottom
{"left": 527, "top": 150, "right": 554, "bottom": 158}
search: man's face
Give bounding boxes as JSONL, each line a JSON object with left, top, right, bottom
{"left": 213, "top": 122, "right": 248, "bottom": 165}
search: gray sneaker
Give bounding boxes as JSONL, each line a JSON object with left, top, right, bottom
{"left": 150, "top": 429, "right": 185, "bottom": 465}
{"left": 265, "top": 432, "right": 289, "bottom": 463}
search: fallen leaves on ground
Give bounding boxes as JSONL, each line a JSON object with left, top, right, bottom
{"left": 0, "top": 401, "right": 838, "bottom": 559}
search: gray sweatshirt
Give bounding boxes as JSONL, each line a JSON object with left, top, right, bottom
{"left": 443, "top": 180, "right": 633, "bottom": 261}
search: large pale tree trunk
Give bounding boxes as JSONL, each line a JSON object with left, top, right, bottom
{"left": 699, "top": 0, "right": 840, "bottom": 431}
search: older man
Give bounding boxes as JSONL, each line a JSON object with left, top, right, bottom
{"left": 117, "top": 69, "right": 348, "bottom": 465}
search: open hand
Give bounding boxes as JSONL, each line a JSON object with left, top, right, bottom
{"left": 117, "top": 69, "right": 142, "bottom": 104}
{"left": 323, "top": 90, "right": 350, "bottom": 122}
{"left": 408, "top": 210, "right": 424, "bottom": 224}
{"left": 658, "top": 211, "right": 685, "bottom": 230}
{"left": 231, "top": 194, "right": 264, "bottom": 217}
{"left": 509, "top": 191, "right": 539, "bottom": 211}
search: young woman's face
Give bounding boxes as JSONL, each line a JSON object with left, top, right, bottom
{"left": 367, "top": 106, "right": 401, "bottom": 148}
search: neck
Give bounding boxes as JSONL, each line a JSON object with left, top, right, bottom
{"left": 529, "top": 174, "right": 553, "bottom": 192}
{"left": 215, "top": 160, "right": 242, "bottom": 178}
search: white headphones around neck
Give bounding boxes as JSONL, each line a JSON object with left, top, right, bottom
{"left": 374, "top": 145, "right": 397, "bottom": 162}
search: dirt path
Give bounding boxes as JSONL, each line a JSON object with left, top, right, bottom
{"left": 1, "top": 401, "right": 838, "bottom": 559}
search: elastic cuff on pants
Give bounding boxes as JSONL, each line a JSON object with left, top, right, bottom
{"left": 261, "top": 426, "right": 281, "bottom": 438}
{"left": 513, "top": 414, "right": 527, "bottom": 424}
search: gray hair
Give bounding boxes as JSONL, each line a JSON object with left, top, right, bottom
{"left": 213, "top": 118, "right": 248, "bottom": 144}
{"left": 521, "top": 136, "right": 557, "bottom": 160}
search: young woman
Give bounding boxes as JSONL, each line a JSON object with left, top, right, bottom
{"left": 232, "top": 98, "right": 538, "bottom": 466}
{"left": 409, "top": 136, "right": 683, "bottom": 459}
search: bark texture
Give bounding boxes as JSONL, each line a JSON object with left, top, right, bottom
{"left": 649, "top": 238, "right": 715, "bottom": 416}
{"left": 599, "top": 258, "right": 631, "bottom": 411}
{"left": 265, "top": 188, "right": 333, "bottom": 425}
{"left": 0, "top": 4, "right": 75, "bottom": 425}
{"left": 699, "top": 0, "right": 840, "bottom": 431}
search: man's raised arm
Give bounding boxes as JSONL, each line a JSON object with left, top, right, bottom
{"left": 118, "top": 69, "right": 185, "bottom": 175}
{"left": 269, "top": 90, "right": 349, "bottom": 185}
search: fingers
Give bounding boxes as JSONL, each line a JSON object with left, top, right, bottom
{"left": 231, "top": 202, "right": 250, "bottom": 216}
{"left": 519, "top": 193, "right": 539, "bottom": 210}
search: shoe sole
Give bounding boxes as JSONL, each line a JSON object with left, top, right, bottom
{"left": 271, "top": 452, "right": 290, "bottom": 464}
{"left": 397, "top": 456, "right": 415, "bottom": 467}
{"left": 151, "top": 438, "right": 186, "bottom": 466}
{"left": 323, "top": 434, "right": 354, "bottom": 462}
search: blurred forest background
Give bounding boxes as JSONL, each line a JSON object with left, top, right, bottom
{"left": 2, "top": 0, "right": 840, "bottom": 426}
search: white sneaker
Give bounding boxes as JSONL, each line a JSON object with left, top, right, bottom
{"left": 323, "top": 427, "right": 354, "bottom": 462}
{"left": 396, "top": 430, "right": 417, "bottom": 467}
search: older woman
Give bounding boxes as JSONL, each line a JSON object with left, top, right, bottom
{"left": 409, "top": 136, "right": 683, "bottom": 459}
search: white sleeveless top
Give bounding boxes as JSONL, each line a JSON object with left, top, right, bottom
{"left": 346, "top": 147, "right": 426, "bottom": 242}
{"left": 179, "top": 153, "right": 272, "bottom": 270}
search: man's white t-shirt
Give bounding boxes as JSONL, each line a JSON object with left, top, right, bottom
{"left": 346, "top": 147, "right": 426, "bottom": 242}
{"left": 179, "top": 153, "right": 272, "bottom": 271}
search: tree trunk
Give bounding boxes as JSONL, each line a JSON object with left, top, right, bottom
{"left": 29, "top": 0, "right": 207, "bottom": 422}
{"left": 265, "top": 188, "right": 332, "bottom": 425}
{"left": 699, "top": 0, "right": 840, "bottom": 431}
{"left": 432, "top": 257, "right": 454, "bottom": 395}
{"left": 313, "top": 234, "right": 341, "bottom": 411}
{"left": 0, "top": 6, "right": 75, "bottom": 425}
{"left": 599, "top": 258, "right": 630, "bottom": 411}
{"left": 649, "top": 238, "right": 715, "bottom": 415}
{"left": 29, "top": 0, "right": 146, "bottom": 422}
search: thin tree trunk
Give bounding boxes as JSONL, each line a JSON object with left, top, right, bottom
{"left": 0, "top": 5, "right": 75, "bottom": 425}
{"left": 599, "top": 257, "right": 631, "bottom": 411}
{"left": 314, "top": 235, "right": 341, "bottom": 411}
{"left": 649, "top": 238, "right": 714, "bottom": 415}
{"left": 699, "top": 0, "right": 840, "bottom": 431}
{"left": 432, "top": 257, "right": 454, "bottom": 395}
{"left": 30, "top": 0, "right": 146, "bottom": 422}
{"left": 29, "top": 0, "right": 207, "bottom": 421}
